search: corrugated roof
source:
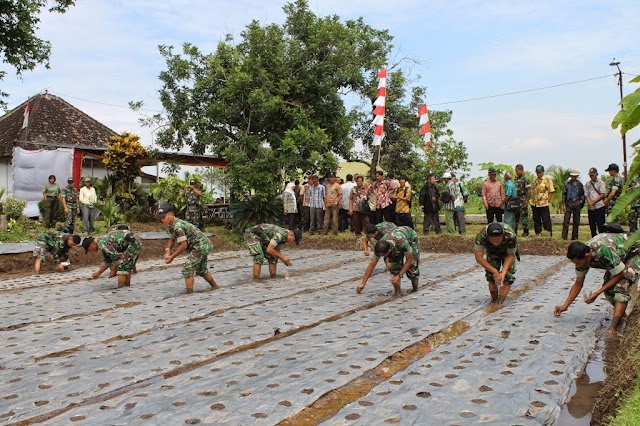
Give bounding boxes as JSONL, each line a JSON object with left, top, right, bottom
{"left": 0, "top": 92, "right": 117, "bottom": 156}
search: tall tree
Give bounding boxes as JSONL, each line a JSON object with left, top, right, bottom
{"left": 146, "top": 0, "right": 392, "bottom": 198}
{"left": 0, "top": 0, "right": 75, "bottom": 107}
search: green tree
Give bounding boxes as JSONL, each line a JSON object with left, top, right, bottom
{"left": 143, "top": 0, "right": 391, "bottom": 198}
{"left": 0, "top": 0, "right": 75, "bottom": 107}
{"left": 478, "top": 162, "right": 514, "bottom": 177}
{"left": 102, "top": 132, "right": 147, "bottom": 206}
{"left": 423, "top": 110, "right": 472, "bottom": 181}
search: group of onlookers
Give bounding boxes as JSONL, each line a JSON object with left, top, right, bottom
{"left": 41, "top": 175, "right": 98, "bottom": 235}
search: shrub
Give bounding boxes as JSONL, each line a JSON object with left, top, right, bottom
{"left": 95, "top": 196, "right": 123, "bottom": 227}
{"left": 0, "top": 216, "right": 41, "bottom": 242}
{"left": 124, "top": 204, "right": 157, "bottom": 223}
{"left": 3, "top": 197, "right": 27, "bottom": 220}
{"left": 229, "top": 195, "right": 284, "bottom": 234}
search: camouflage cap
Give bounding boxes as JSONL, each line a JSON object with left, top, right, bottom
{"left": 535, "top": 165, "right": 544, "bottom": 172}
{"left": 588, "top": 167, "right": 598, "bottom": 175}
{"left": 157, "top": 203, "right": 174, "bottom": 218}
{"left": 487, "top": 222, "right": 504, "bottom": 236}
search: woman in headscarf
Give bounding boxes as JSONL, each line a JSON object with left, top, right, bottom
{"left": 283, "top": 182, "right": 299, "bottom": 230}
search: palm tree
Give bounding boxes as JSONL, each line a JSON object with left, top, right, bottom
{"left": 546, "top": 165, "right": 571, "bottom": 214}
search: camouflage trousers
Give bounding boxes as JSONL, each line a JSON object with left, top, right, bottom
{"left": 515, "top": 203, "right": 530, "bottom": 233}
{"left": 185, "top": 207, "right": 203, "bottom": 230}
{"left": 104, "top": 237, "right": 142, "bottom": 276}
{"left": 182, "top": 241, "right": 213, "bottom": 278}
{"left": 63, "top": 206, "right": 78, "bottom": 233}
{"left": 244, "top": 232, "right": 278, "bottom": 265}
{"left": 602, "top": 254, "right": 640, "bottom": 304}
{"left": 484, "top": 254, "right": 517, "bottom": 285}
{"left": 32, "top": 240, "right": 48, "bottom": 261}
{"left": 387, "top": 251, "right": 420, "bottom": 280}
{"left": 629, "top": 207, "right": 640, "bottom": 233}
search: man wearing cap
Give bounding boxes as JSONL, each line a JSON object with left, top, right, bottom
{"left": 482, "top": 168, "right": 505, "bottom": 224}
{"left": 33, "top": 231, "right": 81, "bottom": 274}
{"left": 60, "top": 178, "right": 80, "bottom": 234}
{"left": 604, "top": 163, "right": 623, "bottom": 216}
{"left": 555, "top": 234, "right": 640, "bottom": 333}
{"left": 79, "top": 177, "right": 97, "bottom": 235}
{"left": 183, "top": 179, "right": 204, "bottom": 230}
{"left": 357, "top": 226, "right": 420, "bottom": 296}
{"left": 244, "top": 223, "right": 301, "bottom": 279}
{"left": 82, "top": 227, "right": 142, "bottom": 288}
{"left": 158, "top": 203, "right": 220, "bottom": 293}
{"left": 514, "top": 164, "right": 531, "bottom": 237}
{"left": 585, "top": 167, "right": 606, "bottom": 237}
{"left": 627, "top": 169, "right": 640, "bottom": 232}
{"left": 530, "top": 165, "right": 554, "bottom": 236}
{"left": 561, "top": 169, "right": 585, "bottom": 240}
{"left": 474, "top": 222, "right": 518, "bottom": 304}
{"left": 442, "top": 172, "right": 459, "bottom": 234}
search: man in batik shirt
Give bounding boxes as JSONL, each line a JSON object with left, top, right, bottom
{"left": 555, "top": 233, "right": 640, "bottom": 333}
{"left": 244, "top": 223, "right": 301, "bottom": 279}
{"left": 82, "top": 227, "right": 142, "bottom": 288}
{"left": 474, "top": 222, "right": 518, "bottom": 304}
{"left": 357, "top": 226, "right": 420, "bottom": 296}
{"left": 33, "top": 231, "right": 81, "bottom": 274}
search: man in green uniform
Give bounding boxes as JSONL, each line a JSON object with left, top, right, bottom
{"left": 555, "top": 234, "right": 640, "bottom": 333}
{"left": 514, "top": 164, "right": 531, "bottom": 237}
{"left": 474, "top": 222, "right": 518, "bottom": 304}
{"left": 244, "top": 223, "right": 302, "bottom": 279}
{"left": 158, "top": 203, "right": 220, "bottom": 293}
{"left": 60, "top": 177, "right": 80, "bottom": 233}
{"left": 183, "top": 179, "right": 204, "bottom": 230}
{"left": 604, "top": 163, "right": 623, "bottom": 216}
{"left": 627, "top": 169, "right": 640, "bottom": 232}
{"left": 357, "top": 226, "right": 420, "bottom": 296}
{"left": 363, "top": 222, "right": 397, "bottom": 256}
{"left": 82, "top": 227, "right": 142, "bottom": 288}
{"left": 33, "top": 231, "right": 81, "bottom": 274}
{"left": 42, "top": 174, "right": 61, "bottom": 229}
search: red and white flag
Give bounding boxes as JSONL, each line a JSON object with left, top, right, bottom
{"left": 372, "top": 68, "right": 387, "bottom": 146}
{"left": 418, "top": 103, "right": 431, "bottom": 142}
{"left": 21, "top": 101, "right": 31, "bottom": 130}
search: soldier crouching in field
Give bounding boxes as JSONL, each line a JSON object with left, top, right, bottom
{"left": 82, "top": 226, "right": 142, "bottom": 288}
{"left": 474, "top": 222, "right": 518, "bottom": 304}
{"left": 33, "top": 231, "right": 81, "bottom": 274}
{"left": 244, "top": 223, "right": 301, "bottom": 279}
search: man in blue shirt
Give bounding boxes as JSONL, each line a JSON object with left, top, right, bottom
{"left": 308, "top": 175, "right": 326, "bottom": 235}
{"left": 562, "top": 169, "right": 585, "bottom": 240}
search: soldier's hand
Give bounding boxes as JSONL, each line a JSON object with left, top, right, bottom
{"left": 64, "top": 208, "right": 69, "bottom": 214}
{"left": 283, "top": 257, "right": 291, "bottom": 266}
{"left": 391, "top": 275, "right": 401, "bottom": 286}
{"left": 55, "top": 264, "right": 65, "bottom": 272}
{"left": 554, "top": 305, "right": 566, "bottom": 317}
{"left": 584, "top": 292, "right": 597, "bottom": 304}
{"left": 364, "top": 250, "right": 370, "bottom": 257}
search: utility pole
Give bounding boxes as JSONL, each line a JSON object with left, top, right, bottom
{"left": 610, "top": 58, "right": 627, "bottom": 178}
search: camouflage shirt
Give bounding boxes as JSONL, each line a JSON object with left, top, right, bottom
{"left": 97, "top": 229, "right": 140, "bottom": 264}
{"left": 608, "top": 174, "right": 624, "bottom": 205}
{"left": 375, "top": 226, "right": 419, "bottom": 261}
{"left": 629, "top": 175, "right": 640, "bottom": 208}
{"left": 36, "top": 231, "right": 71, "bottom": 263}
{"left": 474, "top": 223, "right": 518, "bottom": 257}
{"left": 169, "top": 218, "right": 212, "bottom": 252}
{"left": 61, "top": 186, "right": 79, "bottom": 207}
{"left": 514, "top": 175, "right": 531, "bottom": 199}
{"left": 247, "top": 224, "right": 289, "bottom": 248}
{"left": 185, "top": 188, "right": 201, "bottom": 210}
{"left": 575, "top": 233, "right": 639, "bottom": 278}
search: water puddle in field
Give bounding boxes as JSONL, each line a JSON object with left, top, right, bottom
{"left": 556, "top": 331, "right": 619, "bottom": 425}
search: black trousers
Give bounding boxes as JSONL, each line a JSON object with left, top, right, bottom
{"left": 588, "top": 207, "right": 606, "bottom": 237}
{"left": 301, "top": 206, "right": 310, "bottom": 231}
{"left": 422, "top": 211, "right": 441, "bottom": 234}
{"left": 375, "top": 205, "right": 393, "bottom": 224}
{"left": 532, "top": 206, "right": 553, "bottom": 235}
{"left": 486, "top": 206, "right": 503, "bottom": 223}
{"left": 395, "top": 212, "right": 414, "bottom": 229}
{"left": 562, "top": 201, "right": 581, "bottom": 240}
{"left": 339, "top": 208, "right": 350, "bottom": 232}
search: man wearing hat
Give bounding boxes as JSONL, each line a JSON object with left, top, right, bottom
{"left": 60, "top": 177, "right": 80, "bottom": 234}
{"left": 474, "top": 222, "right": 518, "bottom": 304}
{"left": 530, "top": 165, "right": 554, "bottom": 236}
{"left": 481, "top": 168, "right": 505, "bottom": 224}
{"left": 82, "top": 227, "right": 142, "bottom": 288}
{"left": 79, "top": 177, "right": 97, "bottom": 235}
{"left": 585, "top": 167, "right": 606, "bottom": 237}
{"left": 627, "top": 169, "right": 640, "bottom": 232}
{"left": 357, "top": 226, "right": 420, "bottom": 296}
{"left": 244, "top": 223, "right": 301, "bottom": 279}
{"left": 158, "top": 203, "right": 220, "bottom": 293}
{"left": 561, "top": 169, "right": 585, "bottom": 240}
{"left": 442, "top": 172, "right": 459, "bottom": 234}
{"left": 33, "top": 231, "right": 81, "bottom": 274}
{"left": 604, "top": 163, "right": 623, "bottom": 216}
{"left": 183, "top": 179, "right": 204, "bottom": 230}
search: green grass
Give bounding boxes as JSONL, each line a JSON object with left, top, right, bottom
{"left": 607, "top": 376, "right": 640, "bottom": 426}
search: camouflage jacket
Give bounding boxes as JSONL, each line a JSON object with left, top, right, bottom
{"left": 97, "top": 229, "right": 140, "bottom": 263}
{"left": 169, "top": 218, "right": 211, "bottom": 251}
{"left": 247, "top": 224, "right": 289, "bottom": 248}
{"left": 37, "top": 231, "right": 71, "bottom": 263}
{"left": 474, "top": 223, "right": 518, "bottom": 257}
{"left": 576, "top": 233, "right": 639, "bottom": 278}
{"left": 376, "top": 226, "right": 419, "bottom": 261}
{"left": 515, "top": 175, "right": 531, "bottom": 200}
{"left": 629, "top": 175, "right": 640, "bottom": 208}
{"left": 61, "top": 186, "right": 79, "bottom": 207}
{"left": 184, "top": 188, "right": 201, "bottom": 210}
{"left": 607, "top": 175, "right": 624, "bottom": 205}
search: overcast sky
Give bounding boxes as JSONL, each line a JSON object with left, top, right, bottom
{"left": 2, "top": 0, "right": 640, "bottom": 178}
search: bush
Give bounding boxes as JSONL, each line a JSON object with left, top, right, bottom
{"left": 124, "top": 204, "right": 157, "bottom": 223}
{"left": 0, "top": 216, "right": 41, "bottom": 242}
{"left": 229, "top": 195, "right": 284, "bottom": 233}
{"left": 4, "top": 197, "right": 27, "bottom": 220}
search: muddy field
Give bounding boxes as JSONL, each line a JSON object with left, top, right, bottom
{"left": 0, "top": 247, "right": 615, "bottom": 425}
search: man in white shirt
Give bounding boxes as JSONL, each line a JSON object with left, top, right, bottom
{"left": 340, "top": 174, "right": 356, "bottom": 232}
{"left": 584, "top": 167, "right": 606, "bottom": 237}
{"left": 79, "top": 177, "right": 98, "bottom": 235}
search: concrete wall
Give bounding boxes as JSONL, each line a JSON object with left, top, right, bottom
{"left": 0, "top": 158, "right": 14, "bottom": 198}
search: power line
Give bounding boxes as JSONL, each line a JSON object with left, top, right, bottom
{"left": 49, "top": 90, "right": 163, "bottom": 113}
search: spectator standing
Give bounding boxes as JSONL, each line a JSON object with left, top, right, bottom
{"left": 283, "top": 182, "right": 298, "bottom": 231}
{"left": 419, "top": 174, "right": 441, "bottom": 235}
{"left": 482, "top": 168, "right": 505, "bottom": 223}
{"left": 373, "top": 171, "right": 393, "bottom": 223}
{"left": 530, "top": 165, "right": 555, "bottom": 236}
{"left": 394, "top": 175, "right": 414, "bottom": 228}
{"left": 322, "top": 174, "right": 342, "bottom": 235}
{"left": 79, "top": 177, "right": 98, "bottom": 235}
{"left": 561, "top": 169, "right": 585, "bottom": 240}
{"left": 60, "top": 177, "right": 80, "bottom": 234}
{"left": 387, "top": 173, "right": 399, "bottom": 224}
{"left": 585, "top": 167, "right": 606, "bottom": 237}
{"left": 442, "top": 172, "right": 458, "bottom": 234}
{"left": 514, "top": 164, "right": 532, "bottom": 237}
{"left": 628, "top": 170, "right": 640, "bottom": 232}
{"left": 42, "top": 175, "right": 61, "bottom": 229}
{"left": 183, "top": 179, "right": 204, "bottom": 230}
{"left": 349, "top": 175, "right": 371, "bottom": 237}
{"left": 452, "top": 173, "right": 467, "bottom": 235}
{"left": 604, "top": 163, "right": 623, "bottom": 216}
{"left": 503, "top": 171, "right": 518, "bottom": 232}
{"left": 308, "top": 175, "right": 325, "bottom": 235}
{"left": 300, "top": 178, "right": 311, "bottom": 232}
{"left": 340, "top": 174, "right": 356, "bottom": 232}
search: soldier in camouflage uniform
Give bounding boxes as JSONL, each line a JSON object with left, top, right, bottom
{"left": 357, "top": 226, "right": 420, "bottom": 296}
{"left": 363, "top": 221, "right": 397, "bottom": 256}
{"left": 158, "top": 203, "right": 219, "bottom": 294}
{"left": 183, "top": 179, "right": 204, "bottom": 230}
{"left": 82, "top": 227, "right": 142, "bottom": 288}
{"left": 514, "top": 164, "right": 531, "bottom": 236}
{"left": 555, "top": 233, "right": 640, "bottom": 333}
{"left": 244, "top": 223, "right": 302, "bottom": 279}
{"left": 33, "top": 231, "right": 81, "bottom": 274}
{"left": 627, "top": 170, "right": 640, "bottom": 232}
{"left": 603, "top": 163, "right": 623, "bottom": 216}
{"left": 474, "top": 222, "right": 518, "bottom": 304}
{"left": 60, "top": 177, "right": 80, "bottom": 233}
